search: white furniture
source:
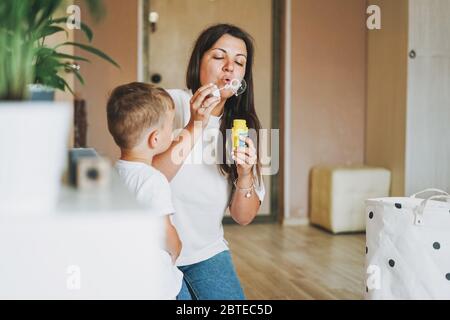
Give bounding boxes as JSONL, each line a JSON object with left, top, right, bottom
{"left": 0, "top": 102, "right": 71, "bottom": 213}
{"left": 0, "top": 172, "right": 170, "bottom": 299}
{"left": 310, "top": 165, "right": 391, "bottom": 233}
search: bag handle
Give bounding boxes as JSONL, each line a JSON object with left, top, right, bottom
{"left": 410, "top": 188, "right": 449, "bottom": 199}
{"left": 414, "top": 195, "right": 450, "bottom": 226}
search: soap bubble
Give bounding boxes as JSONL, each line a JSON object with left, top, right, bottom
{"left": 227, "top": 78, "right": 247, "bottom": 96}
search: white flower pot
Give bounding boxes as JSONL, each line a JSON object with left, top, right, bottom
{"left": 0, "top": 102, "right": 72, "bottom": 214}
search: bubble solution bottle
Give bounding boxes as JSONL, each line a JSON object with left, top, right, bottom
{"left": 232, "top": 119, "right": 248, "bottom": 151}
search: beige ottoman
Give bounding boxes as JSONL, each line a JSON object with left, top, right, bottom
{"left": 310, "top": 166, "right": 391, "bottom": 233}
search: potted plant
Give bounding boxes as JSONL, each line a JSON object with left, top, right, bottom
{"left": 31, "top": 0, "right": 119, "bottom": 100}
{"left": 0, "top": 0, "right": 117, "bottom": 213}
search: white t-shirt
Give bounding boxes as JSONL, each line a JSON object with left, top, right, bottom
{"left": 167, "top": 89, "right": 265, "bottom": 266}
{"left": 115, "top": 160, "right": 183, "bottom": 299}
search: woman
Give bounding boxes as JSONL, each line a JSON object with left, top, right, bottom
{"left": 153, "top": 24, "right": 264, "bottom": 300}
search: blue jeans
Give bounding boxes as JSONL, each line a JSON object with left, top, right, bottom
{"left": 176, "top": 250, "right": 245, "bottom": 300}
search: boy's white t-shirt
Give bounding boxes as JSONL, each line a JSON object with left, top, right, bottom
{"left": 167, "top": 89, "right": 265, "bottom": 267}
{"left": 115, "top": 160, "right": 183, "bottom": 299}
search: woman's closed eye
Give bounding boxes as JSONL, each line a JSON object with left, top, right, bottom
{"left": 213, "top": 56, "right": 245, "bottom": 67}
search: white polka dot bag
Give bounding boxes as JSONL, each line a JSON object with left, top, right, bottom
{"left": 365, "top": 189, "right": 450, "bottom": 300}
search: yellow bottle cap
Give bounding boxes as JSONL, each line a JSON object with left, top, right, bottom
{"left": 233, "top": 119, "right": 247, "bottom": 129}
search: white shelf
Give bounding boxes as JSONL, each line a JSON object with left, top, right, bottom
{"left": 0, "top": 171, "right": 173, "bottom": 299}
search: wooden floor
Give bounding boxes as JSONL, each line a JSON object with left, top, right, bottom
{"left": 224, "top": 223, "right": 366, "bottom": 300}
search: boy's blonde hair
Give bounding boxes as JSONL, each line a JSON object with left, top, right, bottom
{"left": 107, "top": 82, "right": 174, "bottom": 149}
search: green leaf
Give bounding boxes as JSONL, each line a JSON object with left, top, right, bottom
{"left": 79, "top": 22, "right": 94, "bottom": 42}
{"left": 53, "top": 75, "right": 74, "bottom": 95}
{"left": 51, "top": 17, "right": 94, "bottom": 42}
{"left": 49, "top": 17, "right": 67, "bottom": 23}
{"left": 39, "top": 25, "right": 68, "bottom": 39}
{"left": 53, "top": 52, "right": 91, "bottom": 63}
{"left": 58, "top": 42, "right": 119, "bottom": 68}
{"left": 34, "top": 0, "right": 64, "bottom": 31}
{"left": 36, "top": 46, "right": 56, "bottom": 59}
{"left": 73, "top": 68, "right": 85, "bottom": 85}
{"left": 46, "top": 75, "right": 66, "bottom": 92}
{"left": 34, "top": 52, "right": 67, "bottom": 87}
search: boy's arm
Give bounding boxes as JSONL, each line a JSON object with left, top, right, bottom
{"left": 165, "top": 216, "right": 182, "bottom": 264}
{"left": 153, "top": 84, "right": 221, "bottom": 181}
{"left": 153, "top": 122, "right": 201, "bottom": 182}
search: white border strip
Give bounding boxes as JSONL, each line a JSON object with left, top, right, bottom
{"left": 284, "top": 0, "right": 292, "bottom": 219}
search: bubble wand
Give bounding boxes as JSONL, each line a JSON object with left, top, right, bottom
{"left": 212, "top": 78, "right": 247, "bottom": 98}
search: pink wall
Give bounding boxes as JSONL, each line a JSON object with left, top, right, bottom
{"left": 74, "top": 0, "right": 139, "bottom": 159}
{"left": 290, "top": 0, "right": 367, "bottom": 218}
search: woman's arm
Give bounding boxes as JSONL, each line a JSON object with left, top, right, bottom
{"left": 153, "top": 84, "right": 221, "bottom": 181}
{"left": 229, "top": 137, "right": 261, "bottom": 225}
{"left": 229, "top": 172, "right": 261, "bottom": 226}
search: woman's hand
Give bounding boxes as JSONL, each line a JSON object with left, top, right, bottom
{"left": 232, "top": 136, "right": 257, "bottom": 178}
{"left": 188, "top": 83, "right": 221, "bottom": 129}
{"left": 230, "top": 136, "right": 260, "bottom": 226}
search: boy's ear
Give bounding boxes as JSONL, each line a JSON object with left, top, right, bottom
{"left": 147, "top": 130, "right": 159, "bottom": 149}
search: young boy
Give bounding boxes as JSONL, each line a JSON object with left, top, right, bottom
{"left": 106, "top": 82, "right": 183, "bottom": 299}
